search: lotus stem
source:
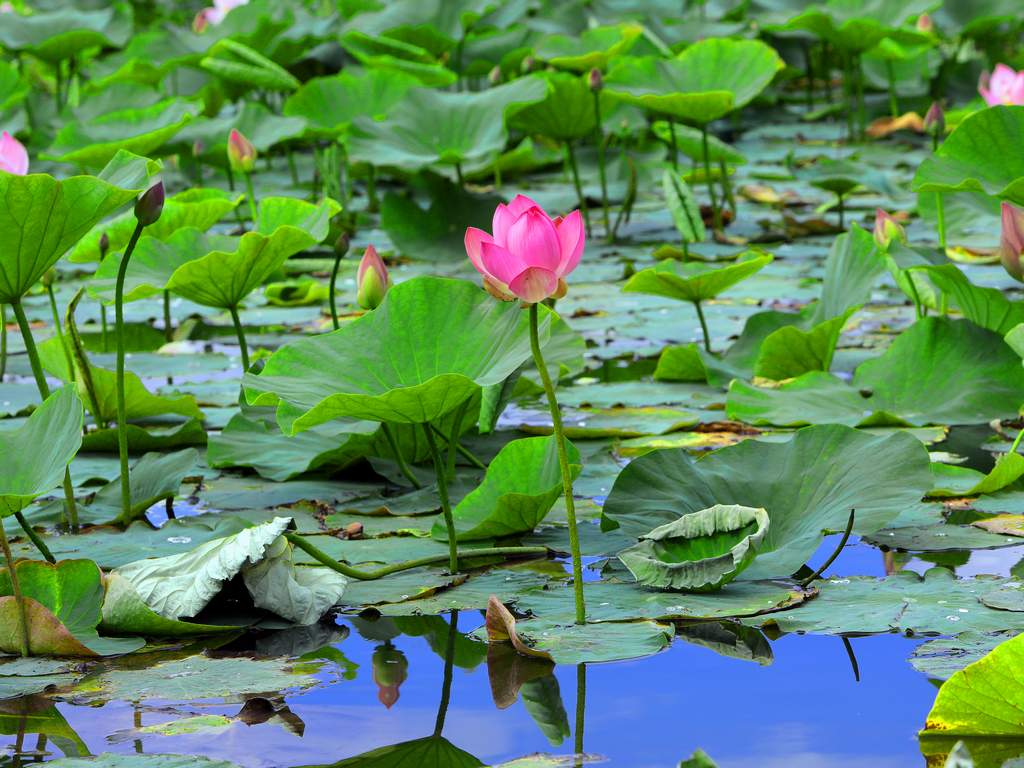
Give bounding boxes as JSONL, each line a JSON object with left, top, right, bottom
{"left": 12, "top": 513, "right": 55, "bottom": 563}
{"left": 800, "top": 509, "right": 855, "bottom": 587}
{"left": 565, "top": 142, "right": 591, "bottom": 237}
{"left": 700, "top": 125, "right": 721, "bottom": 232}
{"left": 45, "top": 284, "right": 74, "bottom": 382}
{"left": 592, "top": 91, "right": 610, "bottom": 234}
{"left": 228, "top": 305, "right": 250, "bottom": 371}
{"left": 719, "top": 158, "right": 736, "bottom": 215}
{"left": 162, "top": 290, "right": 172, "bottom": 342}
{"left": 433, "top": 610, "right": 458, "bottom": 737}
{"left": 328, "top": 251, "right": 343, "bottom": 331}
{"left": 100, "top": 304, "right": 108, "bottom": 352}
{"left": 381, "top": 423, "right": 423, "bottom": 489}
{"left": 666, "top": 117, "right": 679, "bottom": 170}
{"left": 10, "top": 299, "right": 78, "bottom": 535}
{"left": 693, "top": 300, "right": 712, "bottom": 354}
{"left": 165, "top": 497, "right": 175, "bottom": 520}
{"left": 287, "top": 147, "right": 299, "bottom": 187}
{"left": 445, "top": 400, "right": 469, "bottom": 480}
{"left": 574, "top": 663, "right": 587, "bottom": 760}
{"left": 243, "top": 172, "right": 258, "bottom": 226}
{"left": 0, "top": 523, "right": 30, "bottom": 657}
{"left": 455, "top": 162, "right": 465, "bottom": 189}
{"left": 841, "top": 636, "right": 861, "bottom": 682}
{"left": 886, "top": 61, "right": 899, "bottom": 117}
{"left": 906, "top": 274, "right": 924, "bottom": 319}
{"left": 855, "top": 55, "right": 867, "bottom": 139}
{"left": 115, "top": 221, "right": 147, "bottom": 520}
{"left": 802, "top": 41, "right": 814, "bottom": 111}
{"left": 66, "top": 289, "right": 105, "bottom": 431}
{"left": 935, "top": 193, "right": 947, "bottom": 252}
{"left": 1, "top": 304, "right": 7, "bottom": 380}
{"left": 423, "top": 423, "right": 460, "bottom": 573}
{"left": 529, "top": 303, "right": 586, "bottom": 625}
{"left": 284, "top": 531, "right": 545, "bottom": 581}
{"left": 429, "top": 423, "right": 487, "bottom": 470}
{"left": 836, "top": 194, "right": 845, "bottom": 229}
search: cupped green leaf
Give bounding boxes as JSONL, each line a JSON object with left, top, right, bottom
{"left": 42, "top": 98, "right": 195, "bottom": 168}
{"left": 244, "top": 276, "right": 549, "bottom": 429}
{"left": 619, "top": 504, "right": 770, "bottom": 591}
{"left": 434, "top": 436, "right": 581, "bottom": 542}
{"left": 783, "top": 0, "right": 939, "bottom": 53}
{"left": 912, "top": 106, "right": 1024, "bottom": 205}
{"left": 0, "top": 560, "right": 143, "bottom": 657}
{"left": 534, "top": 23, "right": 643, "bottom": 72}
{"left": 602, "top": 424, "right": 933, "bottom": 579}
{"left": 509, "top": 71, "right": 597, "bottom": 141}
{"left": 662, "top": 169, "right": 707, "bottom": 245}
{"left": 0, "top": 388, "right": 83, "bottom": 517}
{"left": 0, "top": 3, "right": 133, "bottom": 62}
{"left": 99, "top": 573, "right": 237, "bottom": 638}
{"left": 339, "top": 30, "right": 456, "bottom": 87}
{"left": 604, "top": 38, "right": 784, "bottom": 124}
{"left": 622, "top": 251, "right": 772, "bottom": 303}
{"left": 85, "top": 449, "right": 199, "bottom": 527}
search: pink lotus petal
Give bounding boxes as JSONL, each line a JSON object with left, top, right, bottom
{"left": 506, "top": 194, "right": 543, "bottom": 218}
{"left": 508, "top": 267, "right": 559, "bottom": 304}
{"left": 554, "top": 209, "right": 585, "bottom": 276}
{"left": 504, "top": 207, "right": 562, "bottom": 271}
{"left": 480, "top": 241, "right": 524, "bottom": 286}
{"left": 0, "top": 131, "right": 28, "bottom": 175}
{"left": 464, "top": 227, "right": 494, "bottom": 276}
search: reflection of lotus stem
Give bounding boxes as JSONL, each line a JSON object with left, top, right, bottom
{"left": 565, "top": 142, "right": 591, "bottom": 237}
{"left": 593, "top": 90, "right": 610, "bottom": 233}
{"left": 1, "top": 304, "right": 7, "bottom": 379}
{"left": 228, "top": 305, "right": 250, "bottom": 371}
{"left": 45, "top": 285, "right": 74, "bottom": 382}
{"left": 800, "top": 509, "right": 855, "bottom": 587}
{"left": 693, "top": 300, "right": 712, "bottom": 354}
{"left": 0, "top": 525, "right": 30, "bottom": 657}
{"left": 434, "top": 610, "right": 458, "bottom": 737}
{"left": 328, "top": 251, "right": 343, "bottom": 331}
{"left": 10, "top": 299, "right": 77, "bottom": 537}
{"left": 700, "top": 126, "right": 721, "bottom": 232}
{"left": 243, "top": 172, "right": 258, "bottom": 226}
{"left": 841, "top": 636, "right": 860, "bottom": 682}
{"left": 935, "top": 193, "right": 947, "bottom": 252}
{"left": 529, "top": 303, "right": 586, "bottom": 624}
{"left": 285, "top": 531, "right": 546, "bottom": 580}
{"left": 115, "top": 222, "right": 147, "bottom": 519}
{"left": 423, "top": 424, "right": 459, "bottom": 573}
{"left": 429, "top": 423, "right": 487, "bottom": 470}
{"left": 381, "top": 423, "right": 423, "bottom": 489}
{"left": 162, "top": 290, "right": 173, "bottom": 343}
{"left": 574, "top": 663, "right": 586, "bottom": 764}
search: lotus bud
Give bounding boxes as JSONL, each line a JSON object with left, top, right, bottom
{"left": 334, "top": 231, "right": 351, "bottom": 258}
{"left": 488, "top": 65, "right": 502, "bottom": 85}
{"left": 916, "top": 13, "right": 933, "bottom": 33}
{"left": 923, "top": 101, "right": 945, "bottom": 136}
{"left": 99, "top": 231, "right": 110, "bottom": 259}
{"left": 227, "top": 128, "right": 257, "bottom": 174}
{"left": 356, "top": 245, "right": 390, "bottom": 310}
{"left": 134, "top": 181, "right": 165, "bottom": 227}
{"left": 372, "top": 643, "right": 408, "bottom": 709}
{"left": 999, "top": 202, "right": 1024, "bottom": 282}
{"left": 873, "top": 208, "right": 905, "bottom": 248}
{"left": 521, "top": 56, "right": 536, "bottom": 74}
{"left": 588, "top": 68, "right": 603, "bottom": 93}
{"left": 41, "top": 267, "right": 57, "bottom": 288}
{"left": 0, "top": 130, "right": 28, "bottom": 175}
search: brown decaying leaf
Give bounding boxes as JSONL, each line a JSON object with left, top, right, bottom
{"left": 484, "top": 595, "right": 553, "bottom": 662}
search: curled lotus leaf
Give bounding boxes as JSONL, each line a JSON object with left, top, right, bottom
{"left": 618, "top": 504, "right": 769, "bottom": 592}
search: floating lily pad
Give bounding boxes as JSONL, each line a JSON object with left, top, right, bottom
{"left": 623, "top": 252, "right": 773, "bottom": 303}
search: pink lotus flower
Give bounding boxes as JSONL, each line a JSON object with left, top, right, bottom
{"left": 979, "top": 64, "right": 1024, "bottom": 107}
{"left": 0, "top": 131, "right": 28, "bottom": 175}
{"left": 227, "top": 128, "right": 256, "bottom": 173}
{"left": 357, "top": 245, "right": 390, "bottom": 310}
{"left": 873, "top": 208, "right": 906, "bottom": 248}
{"left": 464, "top": 195, "right": 584, "bottom": 303}
{"left": 999, "top": 202, "right": 1024, "bottom": 282}
{"left": 193, "top": 0, "right": 248, "bottom": 32}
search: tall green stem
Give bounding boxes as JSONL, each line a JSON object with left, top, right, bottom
{"left": 693, "top": 300, "right": 712, "bottom": 353}
{"left": 423, "top": 424, "right": 459, "bottom": 574}
{"left": 162, "top": 290, "right": 172, "bottom": 342}
{"left": 565, "top": 142, "right": 591, "bottom": 237}
{"left": 100, "top": 304, "right": 108, "bottom": 352}
{"left": 10, "top": 300, "right": 77, "bottom": 536}
{"left": 1, "top": 304, "right": 7, "bottom": 379}
{"left": 529, "top": 303, "right": 585, "bottom": 624}
{"left": 1010, "top": 423, "right": 1024, "bottom": 455}
{"left": 445, "top": 400, "right": 469, "bottom": 480}
{"left": 381, "top": 423, "right": 422, "bottom": 489}
{"left": 45, "top": 285, "right": 74, "bottom": 381}
{"left": 592, "top": 91, "right": 610, "bottom": 234}
{"left": 0, "top": 524, "right": 29, "bottom": 657}
{"left": 115, "top": 222, "right": 146, "bottom": 520}
{"left": 328, "top": 251, "right": 343, "bottom": 330}
{"left": 243, "top": 172, "right": 258, "bottom": 225}
{"left": 935, "top": 193, "right": 947, "bottom": 251}
{"left": 666, "top": 117, "right": 679, "bottom": 170}
{"left": 228, "top": 305, "right": 250, "bottom": 371}
{"left": 700, "top": 125, "right": 721, "bottom": 232}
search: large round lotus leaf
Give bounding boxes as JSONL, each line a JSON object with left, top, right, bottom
{"left": 604, "top": 38, "right": 784, "bottom": 124}
{"left": 912, "top": 106, "right": 1024, "bottom": 206}
{"left": 346, "top": 76, "right": 550, "bottom": 170}
{"left": 0, "top": 388, "right": 83, "bottom": 518}
{"left": 509, "top": 71, "right": 597, "bottom": 142}
{"left": 783, "top": 0, "right": 939, "bottom": 53}
{"left": 0, "top": 3, "right": 133, "bottom": 62}
{"left": 244, "top": 276, "right": 549, "bottom": 429}
{"left": 618, "top": 504, "right": 769, "bottom": 592}
{"left": 622, "top": 251, "right": 773, "bottom": 303}
{"left": 296, "top": 735, "right": 483, "bottom": 768}
{"left": 534, "top": 23, "right": 643, "bottom": 72}
{"left": 602, "top": 424, "right": 933, "bottom": 579}
{"left": 434, "top": 436, "right": 581, "bottom": 542}
{"left": 42, "top": 98, "right": 195, "bottom": 169}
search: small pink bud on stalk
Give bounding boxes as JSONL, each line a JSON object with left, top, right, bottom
{"left": 916, "top": 13, "right": 934, "bottom": 33}
{"left": 334, "top": 231, "right": 351, "bottom": 258}
{"left": 873, "top": 208, "right": 906, "bottom": 249}
{"left": 0, "top": 130, "right": 28, "bottom": 175}
{"left": 356, "top": 245, "right": 390, "bottom": 310}
{"left": 134, "top": 182, "right": 165, "bottom": 227}
{"left": 41, "top": 267, "right": 57, "bottom": 288}
{"left": 588, "top": 68, "right": 603, "bottom": 93}
{"left": 99, "top": 232, "right": 110, "bottom": 259}
{"left": 999, "top": 202, "right": 1024, "bottom": 282}
{"left": 923, "top": 101, "right": 945, "bottom": 136}
{"left": 227, "top": 128, "right": 257, "bottom": 174}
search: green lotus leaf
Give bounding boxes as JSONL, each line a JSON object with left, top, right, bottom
{"left": 433, "top": 436, "right": 581, "bottom": 542}
{"left": 728, "top": 318, "right": 1024, "bottom": 427}
{"left": 910, "top": 632, "right": 1018, "bottom": 682}
{"left": 622, "top": 251, "right": 773, "bottom": 303}
{"left": 604, "top": 38, "right": 784, "bottom": 124}
{"left": 199, "top": 38, "right": 301, "bottom": 92}
{"left": 0, "top": 388, "right": 83, "bottom": 518}
{"left": 619, "top": 504, "right": 770, "bottom": 592}
{"left": 913, "top": 106, "right": 1024, "bottom": 205}
{"left": 602, "top": 424, "right": 933, "bottom": 579}
{"left": 264, "top": 278, "right": 330, "bottom": 306}
{"left": 71, "top": 188, "right": 241, "bottom": 264}
{"left": 282, "top": 68, "right": 421, "bottom": 139}
{"left": 509, "top": 71, "right": 597, "bottom": 141}
{"left": 346, "top": 76, "right": 550, "bottom": 171}
{"left": 0, "top": 559, "right": 143, "bottom": 657}
{"left": 802, "top": 158, "right": 865, "bottom": 196}
{"left": 99, "top": 573, "right": 237, "bottom": 638}
{"left": 534, "top": 23, "right": 643, "bottom": 72}
{"left": 752, "top": 307, "right": 854, "bottom": 381}
{"left": 298, "top": 736, "right": 483, "bottom": 768}
{"left": 783, "top": 0, "right": 939, "bottom": 52}
{"left": 42, "top": 98, "right": 195, "bottom": 168}
{"left": 244, "top": 276, "right": 549, "bottom": 429}
{"left": 662, "top": 169, "right": 706, "bottom": 245}
{"left": 0, "top": 165, "right": 144, "bottom": 303}
{"left": 0, "top": 3, "right": 133, "bottom": 62}
{"left": 80, "top": 418, "right": 207, "bottom": 454}
{"left": 177, "top": 102, "right": 306, "bottom": 165}
{"left": 339, "top": 30, "right": 457, "bottom": 87}
{"left": 810, "top": 224, "right": 886, "bottom": 324}
{"left": 82, "top": 449, "right": 199, "bottom": 527}
{"left": 341, "top": 0, "right": 495, "bottom": 57}
{"left": 907, "top": 262, "right": 1024, "bottom": 336}
{"left": 652, "top": 121, "right": 746, "bottom": 165}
